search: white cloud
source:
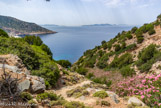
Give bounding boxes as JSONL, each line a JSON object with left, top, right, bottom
{"left": 81, "top": 0, "right": 154, "bottom": 8}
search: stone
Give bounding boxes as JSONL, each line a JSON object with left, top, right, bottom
{"left": 106, "top": 91, "right": 120, "bottom": 104}
{"left": 86, "top": 88, "right": 94, "bottom": 92}
{"left": 79, "top": 96, "right": 85, "bottom": 100}
{"left": 128, "top": 97, "right": 145, "bottom": 106}
{"left": 18, "top": 80, "right": 30, "bottom": 92}
{"left": 31, "top": 79, "right": 46, "bottom": 93}
{"left": 61, "top": 79, "right": 66, "bottom": 85}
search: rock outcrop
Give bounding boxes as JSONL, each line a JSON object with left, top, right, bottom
{"left": 0, "top": 54, "right": 46, "bottom": 93}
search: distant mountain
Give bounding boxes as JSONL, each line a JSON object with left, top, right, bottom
{"left": 0, "top": 15, "right": 56, "bottom": 36}
{"left": 82, "top": 23, "right": 131, "bottom": 27}
{"left": 82, "top": 24, "right": 113, "bottom": 27}
{"left": 41, "top": 24, "right": 59, "bottom": 27}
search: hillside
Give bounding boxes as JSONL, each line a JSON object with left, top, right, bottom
{"left": 73, "top": 14, "right": 161, "bottom": 76}
{"left": 72, "top": 15, "right": 161, "bottom": 107}
{"left": 0, "top": 15, "right": 160, "bottom": 108}
{"left": 0, "top": 15, "right": 56, "bottom": 36}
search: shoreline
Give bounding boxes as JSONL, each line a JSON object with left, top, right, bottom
{"left": 15, "top": 31, "right": 57, "bottom": 37}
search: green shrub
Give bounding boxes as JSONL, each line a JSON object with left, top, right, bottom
{"left": 20, "top": 92, "right": 33, "bottom": 101}
{"left": 86, "top": 73, "right": 95, "bottom": 79}
{"left": 157, "top": 14, "right": 161, "bottom": 19}
{"left": 0, "top": 29, "right": 9, "bottom": 37}
{"left": 93, "top": 90, "right": 108, "bottom": 99}
{"left": 121, "top": 42, "right": 126, "bottom": 49}
{"left": 114, "top": 44, "right": 121, "bottom": 52}
{"left": 107, "top": 43, "right": 112, "bottom": 50}
{"left": 24, "top": 35, "right": 43, "bottom": 46}
{"left": 101, "top": 101, "right": 111, "bottom": 106}
{"left": 136, "top": 44, "right": 161, "bottom": 72}
{"left": 110, "top": 53, "right": 133, "bottom": 68}
{"left": 126, "top": 44, "right": 137, "bottom": 51}
{"left": 96, "top": 54, "right": 109, "bottom": 69}
{"left": 36, "top": 92, "right": 58, "bottom": 101}
{"left": 0, "top": 36, "right": 60, "bottom": 87}
{"left": 92, "top": 77, "right": 112, "bottom": 87}
{"left": 138, "top": 44, "right": 157, "bottom": 63}
{"left": 102, "top": 43, "right": 108, "bottom": 50}
{"left": 97, "top": 50, "right": 105, "bottom": 57}
{"left": 120, "top": 66, "right": 135, "bottom": 77}
{"left": 154, "top": 20, "right": 160, "bottom": 26}
{"left": 50, "top": 100, "right": 67, "bottom": 106}
{"left": 126, "top": 33, "right": 133, "bottom": 39}
{"left": 76, "top": 68, "right": 88, "bottom": 75}
{"left": 40, "top": 44, "right": 53, "bottom": 58}
{"left": 64, "top": 101, "right": 86, "bottom": 108}
{"left": 84, "top": 55, "right": 97, "bottom": 68}
{"left": 131, "top": 27, "right": 138, "bottom": 33}
{"left": 66, "top": 87, "right": 89, "bottom": 98}
{"left": 101, "top": 40, "right": 106, "bottom": 45}
{"left": 137, "top": 36, "right": 144, "bottom": 44}
{"left": 96, "top": 60, "right": 108, "bottom": 69}
{"left": 62, "top": 70, "right": 69, "bottom": 75}
{"left": 28, "top": 99, "right": 37, "bottom": 106}
{"left": 0, "top": 37, "right": 39, "bottom": 70}
{"left": 56, "top": 60, "right": 72, "bottom": 68}
{"left": 148, "top": 29, "right": 156, "bottom": 35}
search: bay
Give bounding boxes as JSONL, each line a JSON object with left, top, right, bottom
{"left": 40, "top": 25, "right": 133, "bottom": 63}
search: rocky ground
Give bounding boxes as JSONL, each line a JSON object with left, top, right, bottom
{"left": 0, "top": 54, "right": 150, "bottom": 108}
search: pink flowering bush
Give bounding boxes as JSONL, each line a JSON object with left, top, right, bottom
{"left": 111, "top": 73, "right": 161, "bottom": 107}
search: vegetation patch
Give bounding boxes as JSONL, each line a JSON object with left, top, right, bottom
{"left": 101, "top": 101, "right": 111, "bottom": 106}
{"left": 120, "top": 65, "right": 135, "bottom": 77}
{"left": 136, "top": 44, "right": 161, "bottom": 72}
{"left": 20, "top": 92, "right": 33, "bottom": 101}
{"left": 93, "top": 90, "right": 108, "bottom": 99}
{"left": 36, "top": 92, "right": 58, "bottom": 102}
{"left": 64, "top": 101, "right": 86, "bottom": 108}
{"left": 56, "top": 60, "right": 72, "bottom": 68}
{"left": 110, "top": 53, "right": 133, "bottom": 69}
{"left": 66, "top": 86, "right": 89, "bottom": 98}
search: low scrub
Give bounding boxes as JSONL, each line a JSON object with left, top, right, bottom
{"left": 36, "top": 92, "right": 58, "bottom": 102}
{"left": 76, "top": 67, "right": 88, "bottom": 75}
{"left": 20, "top": 92, "right": 33, "bottom": 101}
{"left": 110, "top": 53, "right": 133, "bottom": 69}
{"left": 56, "top": 60, "right": 72, "bottom": 68}
{"left": 66, "top": 86, "right": 89, "bottom": 98}
{"left": 0, "top": 29, "right": 9, "bottom": 37}
{"left": 101, "top": 101, "right": 111, "bottom": 106}
{"left": 92, "top": 77, "right": 112, "bottom": 87}
{"left": 136, "top": 44, "right": 161, "bottom": 72}
{"left": 120, "top": 66, "right": 135, "bottom": 77}
{"left": 64, "top": 101, "right": 86, "bottom": 108}
{"left": 93, "top": 90, "right": 108, "bottom": 99}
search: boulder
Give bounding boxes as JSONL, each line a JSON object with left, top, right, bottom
{"left": 18, "top": 80, "right": 30, "bottom": 92}
{"left": 106, "top": 91, "right": 120, "bottom": 104}
{"left": 31, "top": 78, "right": 46, "bottom": 93}
{"left": 128, "top": 97, "right": 145, "bottom": 106}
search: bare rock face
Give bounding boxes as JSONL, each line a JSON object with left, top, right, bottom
{"left": 128, "top": 97, "right": 145, "bottom": 106}
{"left": 0, "top": 54, "right": 46, "bottom": 93}
{"left": 28, "top": 75, "right": 46, "bottom": 93}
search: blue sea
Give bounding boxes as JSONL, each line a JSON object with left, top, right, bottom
{"left": 40, "top": 25, "right": 133, "bottom": 63}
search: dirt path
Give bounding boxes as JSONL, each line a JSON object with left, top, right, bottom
{"left": 54, "top": 80, "right": 97, "bottom": 106}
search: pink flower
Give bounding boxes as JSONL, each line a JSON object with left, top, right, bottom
{"left": 141, "top": 95, "right": 145, "bottom": 99}
{"left": 158, "top": 103, "right": 161, "bottom": 106}
{"left": 142, "top": 79, "right": 146, "bottom": 83}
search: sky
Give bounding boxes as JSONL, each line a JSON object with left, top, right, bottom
{"left": 0, "top": 0, "right": 161, "bottom": 26}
